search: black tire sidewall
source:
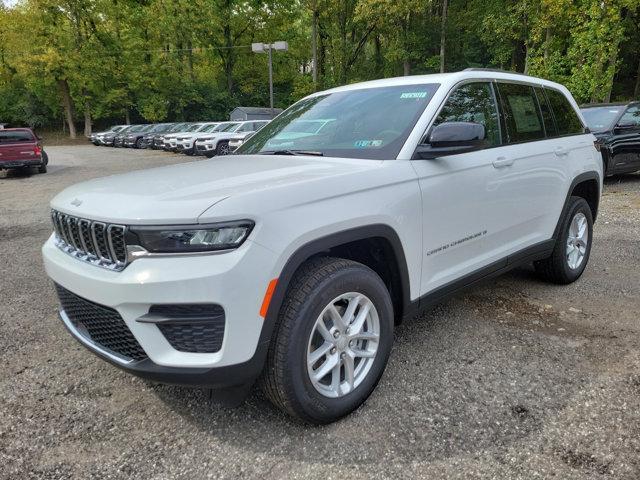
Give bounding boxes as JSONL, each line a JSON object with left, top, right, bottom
{"left": 284, "top": 265, "right": 394, "bottom": 423}
{"left": 558, "top": 197, "right": 593, "bottom": 282}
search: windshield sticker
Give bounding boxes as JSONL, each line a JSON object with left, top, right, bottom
{"left": 354, "top": 140, "right": 383, "bottom": 148}
{"left": 400, "top": 92, "right": 428, "bottom": 99}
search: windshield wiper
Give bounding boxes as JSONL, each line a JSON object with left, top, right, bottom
{"left": 261, "top": 149, "right": 324, "bottom": 156}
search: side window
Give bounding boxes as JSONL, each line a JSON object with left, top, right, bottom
{"left": 545, "top": 88, "right": 584, "bottom": 135}
{"left": 432, "top": 82, "right": 501, "bottom": 147}
{"left": 618, "top": 105, "right": 640, "bottom": 127}
{"left": 497, "top": 82, "right": 545, "bottom": 143}
{"left": 237, "top": 123, "right": 251, "bottom": 133}
{"left": 534, "top": 87, "right": 558, "bottom": 137}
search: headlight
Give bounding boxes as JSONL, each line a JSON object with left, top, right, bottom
{"left": 129, "top": 221, "right": 254, "bottom": 253}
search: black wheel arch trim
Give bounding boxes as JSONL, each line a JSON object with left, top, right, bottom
{"left": 262, "top": 223, "right": 413, "bottom": 328}
{"left": 552, "top": 170, "right": 601, "bottom": 240}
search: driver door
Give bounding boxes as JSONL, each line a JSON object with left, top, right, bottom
{"left": 411, "top": 81, "right": 508, "bottom": 296}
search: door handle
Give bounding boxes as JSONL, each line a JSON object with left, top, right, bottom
{"left": 555, "top": 147, "right": 569, "bottom": 157}
{"left": 492, "top": 157, "right": 514, "bottom": 168}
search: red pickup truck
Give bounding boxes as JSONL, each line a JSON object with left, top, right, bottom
{"left": 0, "top": 128, "right": 48, "bottom": 174}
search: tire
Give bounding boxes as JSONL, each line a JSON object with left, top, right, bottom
{"left": 38, "top": 162, "right": 47, "bottom": 174}
{"left": 216, "top": 141, "right": 230, "bottom": 156}
{"left": 261, "top": 257, "right": 394, "bottom": 424}
{"left": 135, "top": 138, "right": 143, "bottom": 149}
{"left": 534, "top": 196, "right": 593, "bottom": 284}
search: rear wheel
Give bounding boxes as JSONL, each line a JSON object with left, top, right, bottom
{"left": 261, "top": 257, "right": 394, "bottom": 424}
{"left": 135, "top": 137, "right": 143, "bottom": 149}
{"left": 534, "top": 196, "right": 593, "bottom": 284}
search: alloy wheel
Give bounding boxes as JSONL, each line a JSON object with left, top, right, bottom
{"left": 306, "top": 292, "right": 380, "bottom": 398}
{"left": 566, "top": 212, "right": 588, "bottom": 269}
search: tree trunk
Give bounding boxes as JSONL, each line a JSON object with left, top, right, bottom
{"left": 374, "top": 35, "right": 383, "bottom": 77}
{"left": 634, "top": 55, "right": 640, "bottom": 99}
{"left": 603, "top": 45, "right": 619, "bottom": 103}
{"left": 58, "top": 79, "right": 76, "bottom": 139}
{"left": 311, "top": 2, "right": 318, "bottom": 88}
{"left": 544, "top": 27, "right": 551, "bottom": 63}
{"left": 439, "top": 0, "right": 448, "bottom": 73}
{"left": 403, "top": 60, "right": 411, "bottom": 76}
{"left": 84, "top": 104, "right": 92, "bottom": 137}
{"left": 125, "top": 109, "right": 131, "bottom": 125}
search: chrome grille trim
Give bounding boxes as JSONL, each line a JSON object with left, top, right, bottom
{"left": 51, "top": 209, "right": 128, "bottom": 271}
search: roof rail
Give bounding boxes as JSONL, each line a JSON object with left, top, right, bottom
{"left": 463, "top": 67, "right": 534, "bottom": 78}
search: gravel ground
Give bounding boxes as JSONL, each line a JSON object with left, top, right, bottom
{"left": 1, "top": 145, "right": 639, "bottom": 479}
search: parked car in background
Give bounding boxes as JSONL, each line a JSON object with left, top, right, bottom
{"left": 0, "top": 128, "right": 48, "bottom": 174}
{"left": 228, "top": 132, "right": 255, "bottom": 152}
{"left": 148, "top": 123, "right": 187, "bottom": 149}
{"left": 163, "top": 123, "right": 209, "bottom": 151}
{"left": 113, "top": 125, "right": 142, "bottom": 147}
{"left": 138, "top": 123, "right": 175, "bottom": 149}
{"left": 123, "top": 124, "right": 154, "bottom": 148}
{"left": 196, "top": 121, "right": 268, "bottom": 157}
{"left": 175, "top": 122, "right": 220, "bottom": 154}
{"left": 581, "top": 101, "right": 640, "bottom": 176}
{"left": 90, "top": 125, "right": 127, "bottom": 146}
{"left": 100, "top": 125, "right": 133, "bottom": 146}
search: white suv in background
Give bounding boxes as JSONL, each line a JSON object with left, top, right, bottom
{"left": 43, "top": 70, "right": 601, "bottom": 424}
{"left": 195, "top": 120, "right": 268, "bottom": 157}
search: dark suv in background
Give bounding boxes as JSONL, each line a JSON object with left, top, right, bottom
{"left": 581, "top": 101, "right": 640, "bottom": 176}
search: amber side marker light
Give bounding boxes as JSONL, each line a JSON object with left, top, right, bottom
{"left": 260, "top": 278, "right": 278, "bottom": 318}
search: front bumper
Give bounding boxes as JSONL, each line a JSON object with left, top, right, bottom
{"left": 0, "top": 159, "right": 43, "bottom": 169}
{"left": 43, "top": 234, "right": 278, "bottom": 387}
{"left": 196, "top": 142, "right": 216, "bottom": 153}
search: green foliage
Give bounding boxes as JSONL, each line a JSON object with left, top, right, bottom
{"left": 0, "top": 0, "right": 639, "bottom": 135}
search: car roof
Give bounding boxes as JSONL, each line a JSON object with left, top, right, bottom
{"left": 314, "top": 69, "right": 571, "bottom": 97}
{"left": 580, "top": 102, "right": 638, "bottom": 108}
{"left": 1, "top": 127, "right": 34, "bottom": 132}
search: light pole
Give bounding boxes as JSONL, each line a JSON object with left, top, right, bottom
{"left": 252, "top": 41, "right": 289, "bottom": 117}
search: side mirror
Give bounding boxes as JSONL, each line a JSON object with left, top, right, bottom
{"left": 414, "top": 121, "right": 487, "bottom": 160}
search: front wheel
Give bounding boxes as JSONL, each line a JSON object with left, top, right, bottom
{"left": 534, "top": 196, "right": 593, "bottom": 284}
{"left": 216, "top": 141, "right": 230, "bottom": 156}
{"left": 261, "top": 257, "right": 394, "bottom": 424}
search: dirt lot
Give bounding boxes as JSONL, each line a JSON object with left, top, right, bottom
{"left": 1, "top": 145, "right": 639, "bottom": 479}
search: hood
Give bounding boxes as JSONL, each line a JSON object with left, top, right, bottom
{"left": 50, "top": 155, "right": 381, "bottom": 225}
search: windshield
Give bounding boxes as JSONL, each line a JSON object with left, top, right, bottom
{"left": 200, "top": 123, "right": 220, "bottom": 133}
{"left": 127, "top": 125, "right": 146, "bottom": 133}
{"left": 0, "top": 130, "right": 34, "bottom": 143}
{"left": 580, "top": 107, "right": 622, "bottom": 132}
{"left": 238, "top": 84, "right": 439, "bottom": 159}
{"left": 184, "top": 124, "right": 203, "bottom": 132}
{"left": 213, "top": 122, "right": 239, "bottom": 132}
{"left": 196, "top": 124, "right": 215, "bottom": 132}
{"left": 149, "top": 124, "right": 170, "bottom": 133}
{"left": 169, "top": 123, "right": 188, "bottom": 132}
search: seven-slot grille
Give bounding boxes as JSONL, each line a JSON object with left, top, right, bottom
{"left": 51, "top": 209, "right": 128, "bottom": 271}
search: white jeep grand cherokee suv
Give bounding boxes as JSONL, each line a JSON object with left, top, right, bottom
{"left": 43, "top": 70, "right": 601, "bottom": 424}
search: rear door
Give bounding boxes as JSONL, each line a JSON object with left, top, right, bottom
{"left": 491, "top": 82, "right": 567, "bottom": 247}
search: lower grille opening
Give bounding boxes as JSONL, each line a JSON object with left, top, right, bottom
{"left": 55, "top": 284, "right": 147, "bottom": 362}
{"left": 148, "top": 304, "right": 225, "bottom": 354}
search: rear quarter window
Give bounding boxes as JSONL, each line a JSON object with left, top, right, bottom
{"left": 0, "top": 130, "right": 35, "bottom": 143}
{"left": 545, "top": 88, "right": 585, "bottom": 135}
